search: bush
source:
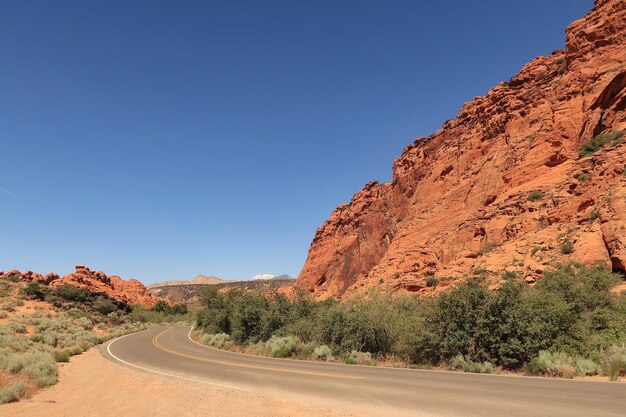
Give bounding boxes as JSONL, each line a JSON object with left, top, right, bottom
{"left": 603, "top": 345, "right": 626, "bottom": 381}
{"left": 201, "top": 333, "right": 233, "bottom": 349}
{"left": 501, "top": 271, "right": 519, "bottom": 281}
{"left": 344, "top": 350, "right": 374, "bottom": 366}
{"left": 77, "top": 316, "right": 93, "bottom": 330}
{"left": 529, "top": 351, "right": 575, "bottom": 378}
{"left": 478, "top": 242, "right": 496, "bottom": 255}
{"left": 527, "top": 191, "right": 544, "bottom": 202}
{"left": 54, "top": 350, "right": 71, "bottom": 363}
{"left": 579, "top": 130, "right": 624, "bottom": 157}
{"left": 0, "top": 311, "right": 7, "bottom": 319}
{"left": 425, "top": 276, "right": 440, "bottom": 287}
{"left": 0, "top": 380, "right": 27, "bottom": 404}
{"left": 3, "top": 275, "right": 19, "bottom": 283}
{"left": 450, "top": 354, "right": 493, "bottom": 373}
{"left": 21, "top": 282, "right": 46, "bottom": 301}
{"left": 560, "top": 239, "right": 574, "bottom": 254}
{"left": 55, "top": 285, "right": 92, "bottom": 303}
{"left": 313, "top": 344, "right": 333, "bottom": 361}
{"left": 577, "top": 172, "right": 592, "bottom": 182}
{"left": 265, "top": 335, "right": 299, "bottom": 358}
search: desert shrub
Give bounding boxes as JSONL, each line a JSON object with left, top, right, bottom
{"left": 21, "top": 282, "right": 46, "bottom": 301}
{"left": 0, "top": 311, "right": 7, "bottom": 319}
{"left": 0, "top": 380, "right": 27, "bottom": 404}
{"left": 8, "top": 323, "right": 27, "bottom": 334}
{"left": 77, "top": 316, "right": 93, "bottom": 330}
{"left": 3, "top": 275, "right": 19, "bottom": 283}
{"left": 55, "top": 285, "right": 91, "bottom": 303}
{"left": 265, "top": 335, "right": 299, "bottom": 358}
{"left": 425, "top": 276, "right": 440, "bottom": 287}
{"left": 478, "top": 242, "right": 496, "bottom": 255}
{"left": 450, "top": 354, "right": 493, "bottom": 373}
{"left": 1, "top": 350, "right": 57, "bottom": 387}
{"left": 603, "top": 345, "right": 626, "bottom": 381}
{"left": 344, "top": 350, "right": 374, "bottom": 366}
{"left": 577, "top": 172, "right": 593, "bottom": 182}
{"left": 527, "top": 191, "right": 544, "bottom": 202}
{"left": 579, "top": 130, "right": 624, "bottom": 157}
{"left": 560, "top": 239, "right": 574, "bottom": 254}
{"left": 93, "top": 300, "right": 116, "bottom": 315}
{"left": 1, "top": 301, "right": 17, "bottom": 312}
{"left": 313, "top": 344, "right": 333, "bottom": 361}
{"left": 575, "top": 357, "right": 600, "bottom": 376}
{"left": 201, "top": 333, "right": 233, "bottom": 349}
{"left": 53, "top": 350, "right": 71, "bottom": 362}
{"left": 588, "top": 209, "right": 600, "bottom": 222}
{"left": 501, "top": 271, "right": 519, "bottom": 281}
{"left": 529, "top": 351, "right": 579, "bottom": 378}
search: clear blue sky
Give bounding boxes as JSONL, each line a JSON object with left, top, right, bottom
{"left": 1, "top": 0, "right": 592, "bottom": 283}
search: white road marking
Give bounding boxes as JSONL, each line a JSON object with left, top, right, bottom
{"left": 106, "top": 330, "right": 252, "bottom": 392}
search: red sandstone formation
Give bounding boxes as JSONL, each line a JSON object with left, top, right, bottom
{"left": 0, "top": 266, "right": 160, "bottom": 307}
{"left": 297, "top": 0, "right": 626, "bottom": 299}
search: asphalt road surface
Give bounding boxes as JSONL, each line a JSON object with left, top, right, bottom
{"left": 102, "top": 326, "right": 626, "bottom": 417}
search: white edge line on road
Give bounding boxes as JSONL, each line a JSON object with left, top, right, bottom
{"left": 106, "top": 330, "right": 252, "bottom": 392}
{"left": 185, "top": 326, "right": 622, "bottom": 385}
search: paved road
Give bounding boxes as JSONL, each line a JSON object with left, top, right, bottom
{"left": 102, "top": 326, "right": 626, "bottom": 417}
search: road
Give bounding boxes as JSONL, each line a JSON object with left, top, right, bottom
{"left": 102, "top": 326, "right": 626, "bottom": 417}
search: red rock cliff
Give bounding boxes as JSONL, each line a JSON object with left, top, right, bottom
{"left": 0, "top": 266, "right": 161, "bottom": 307}
{"left": 297, "top": 0, "right": 626, "bottom": 298}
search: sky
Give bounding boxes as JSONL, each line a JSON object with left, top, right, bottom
{"left": 0, "top": 0, "right": 593, "bottom": 283}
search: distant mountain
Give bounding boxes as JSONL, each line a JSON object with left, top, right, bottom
{"left": 147, "top": 275, "right": 228, "bottom": 289}
{"left": 270, "top": 275, "right": 296, "bottom": 281}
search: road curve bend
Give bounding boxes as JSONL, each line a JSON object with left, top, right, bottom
{"left": 102, "top": 326, "right": 626, "bottom": 417}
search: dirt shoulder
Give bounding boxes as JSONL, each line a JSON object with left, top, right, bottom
{"left": 3, "top": 346, "right": 357, "bottom": 417}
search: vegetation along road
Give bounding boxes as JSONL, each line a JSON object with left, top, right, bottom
{"left": 103, "top": 326, "right": 626, "bottom": 417}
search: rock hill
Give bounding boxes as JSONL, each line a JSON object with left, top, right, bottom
{"left": 147, "top": 275, "right": 227, "bottom": 289}
{"left": 297, "top": 0, "right": 626, "bottom": 299}
{"left": 0, "top": 266, "right": 160, "bottom": 307}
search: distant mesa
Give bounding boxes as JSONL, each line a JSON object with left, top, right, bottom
{"left": 147, "top": 275, "right": 228, "bottom": 289}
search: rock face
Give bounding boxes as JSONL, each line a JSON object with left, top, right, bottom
{"left": 297, "top": 0, "right": 626, "bottom": 299}
{"left": 0, "top": 266, "right": 160, "bottom": 307}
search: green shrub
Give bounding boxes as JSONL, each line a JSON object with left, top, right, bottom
{"left": 527, "top": 191, "right": 544, "bottom": 202}
{"left": 77, "top": 316, "right": 93, "bottom": 330}
{"left": 577, "top": 172, "right": 593, "bottom": 182}
{"left": 344, "top": 350, "right": 374, "bottom": 366}
{"left": 588, "top": 209, "right": 600, "bottom": 223}
{"left": 265, "top": 335, "right": 299, "bottom": 358}
{"left": 0, "top": 311, "right": 7, "bottom": 319}
{"left": 3, "top": 275, "right": 19, "bottom": 283}
{"left": 579, "top": 130, "right": 624, "bottom": 157}
{"left": 54, "top": 285, "right": 92, "bottom": 303}
{"left": 450, "top": 354, "right": 493, "bottom": 373}
{"left": 501, "top": 271, "right": 519, "bottom": 281}
{"left": 425, "top": 276, "right": 440, "bottom": 287}
{"left": 0, "top": 380, "right": 27, "bottom": 404}
{"left": 603, "top": 345, "right": 626, "bottom": 381}
{"left": 21, "top": 282, "right": 46, "bottom": 301}
{"left": 478, "top": 242, "right": 496, "bottom": 255}
{"left": 560, "top": 239, "right": 574, "bottom": 254}
{"left": 54, "top": 350, "right": 71, "bottom": 363}
{"left": 313, "top": 344, "right": 333, "bottom": 361}
{"left": 201, "top": 333, "right": 233, "bottom": 349}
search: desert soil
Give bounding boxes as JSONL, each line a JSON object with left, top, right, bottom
{"left": 3, "top": 347, "right": 358, "bottom": 417}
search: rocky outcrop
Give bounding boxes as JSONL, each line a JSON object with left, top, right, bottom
{"left": 297, "top": 0, "right": 626, "bottom": 299}
{"left": 0, "top": 266, "right": 161, "bottom": 307}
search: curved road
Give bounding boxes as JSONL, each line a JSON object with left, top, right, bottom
{"left": 102, "top": 326, "right": 626, "bottom": 417}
